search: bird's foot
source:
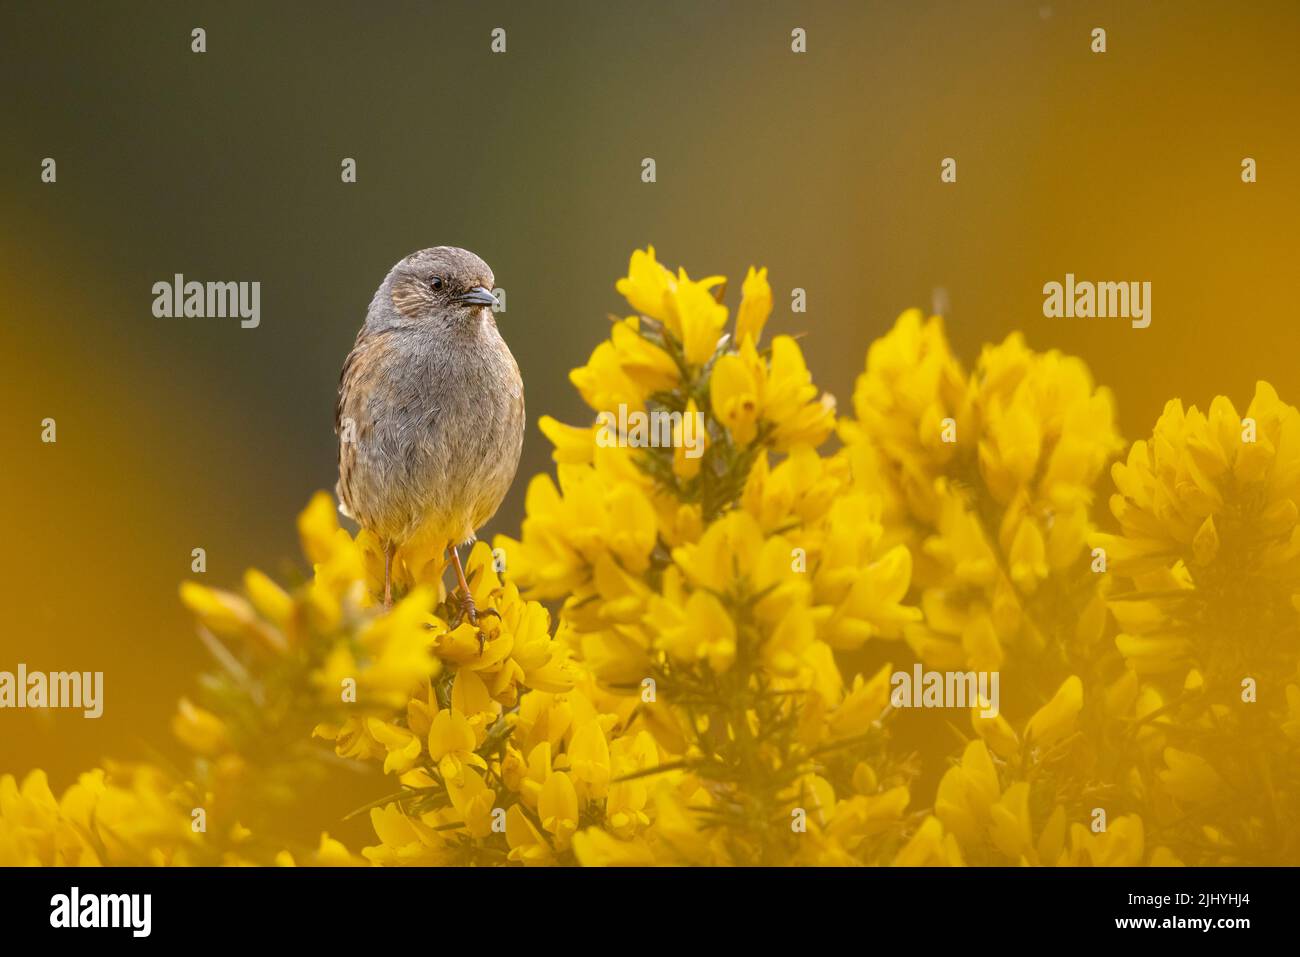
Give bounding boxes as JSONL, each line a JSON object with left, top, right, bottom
{"left": 449, "top": 594, "right": 502, "bottom": 627}
{"left": 450, "top": 592, "right": 478, "bottom": 628}
{"left": 449, "top": 594, "right": 500, "bottom": 657}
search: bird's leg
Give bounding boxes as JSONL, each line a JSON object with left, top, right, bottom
{"left": 449, "top": 544, "right": 490, "bottom": 656}
{"left": 383, "top": 542, "right": 395, "bottom": 610}
{"left": 448, "top": 544, "right": 477, "bottom": 626}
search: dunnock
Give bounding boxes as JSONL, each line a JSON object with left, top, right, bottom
{"left": 335, "top": 247, "right": 524, "bottom": 621}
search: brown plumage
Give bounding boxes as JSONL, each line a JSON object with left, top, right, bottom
{"left": 335, "top": 247, "right": 524, "bottom": 617}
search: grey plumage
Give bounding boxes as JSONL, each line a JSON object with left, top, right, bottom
{"left": 335, "top": 248, "right": 525, "bottom": 589}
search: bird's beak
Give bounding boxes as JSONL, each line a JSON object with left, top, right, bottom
{"left": 455, "top": 286, "right": 497, "bottom": 307}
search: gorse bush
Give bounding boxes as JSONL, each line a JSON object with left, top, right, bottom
{"left": 3, "top": 249, "right": 1298, "bottom": 866}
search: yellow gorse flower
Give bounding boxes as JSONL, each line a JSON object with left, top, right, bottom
{"left": 735, "top": 266, "right": 773, "bottom": 346}
{"left": 1090, "top": 381, "right": 1300, "bottom": 863}
{"left": 840, "top": 312, "right": 1122, "bottom": 689}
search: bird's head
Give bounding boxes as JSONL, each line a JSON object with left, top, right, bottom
{"left": 384, "top": 246, "right": 497, "bottom": 326}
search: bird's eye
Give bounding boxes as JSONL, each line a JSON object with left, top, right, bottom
{"left": 429, "top": 277, "right": 444, "bottom": 291}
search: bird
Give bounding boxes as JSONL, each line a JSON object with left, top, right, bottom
{"left": 334, "top": 247, "right": 525, "bottom": 625}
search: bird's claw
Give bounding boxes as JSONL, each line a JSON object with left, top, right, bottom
{"left": 450, "top": 593, "right": 478, "bottom": 628}
{"left": 449, "top": 596, "right": 500, "bottom": 657}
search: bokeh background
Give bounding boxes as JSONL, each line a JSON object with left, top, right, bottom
{"left": 3, "top": 0, "right": 1299, "bottom": 845}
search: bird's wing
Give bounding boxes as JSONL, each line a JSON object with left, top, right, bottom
{"left": 335, "top": 323, "right": 374, "bottom": 435}
{"left": 335, "top": 329, "right": 381, "bottom": 520}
